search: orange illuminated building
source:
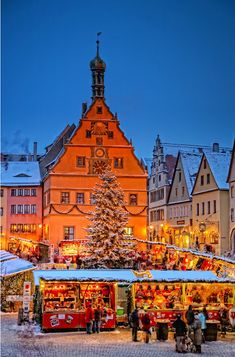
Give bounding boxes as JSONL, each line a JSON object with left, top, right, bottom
{"left": 42, "top": 40, "right": 148, "bottom": 255}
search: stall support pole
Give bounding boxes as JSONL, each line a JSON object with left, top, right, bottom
{"left": 182, "top": 283, "right": 186, "bottom": 306}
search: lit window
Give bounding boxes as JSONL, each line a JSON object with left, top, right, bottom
{"left": 64, "top": 226, "right": 74, "bottom": 241}
{"left": 61, "top": 192, "right": 70, "bottom": 204}
{"left": 123, "top": 227, "right": 133, "bottom": 236}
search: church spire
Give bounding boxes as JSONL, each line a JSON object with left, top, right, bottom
{"left": 90, "top": 33, "right": 106, "bottom": 101}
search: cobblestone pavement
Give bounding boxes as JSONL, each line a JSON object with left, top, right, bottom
{"left": 1, "top": 314, "right": 235, "bottom": 357}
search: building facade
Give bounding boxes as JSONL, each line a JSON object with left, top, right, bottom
{"left": 148, "top": 135, "right": 176, "bottom": 242}
{"left": 1, "top": 161, "right": 42, "bottom": 253}
{"left": 167, "top": 151, "right": 202, "bottom": 248}
{"left": 227, "top": 141, "right": 235, "bottom": 255}
{"left": 192, "top": 152, "right": 231, "bottom": 255}
{"left": 42, "top": 42, "right": 148, "bottom": 255}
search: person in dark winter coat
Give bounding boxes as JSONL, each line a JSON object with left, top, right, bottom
{"left": 186, "top": 305, "right": 195, "bottom": 326}
{"left": 172, "top": 314, "right": 187, "bottom": 353}
{"left": 130, "top": 307, "right": 139, "bottom": 342}
{"left": 141, "top": 311, "right": 151, "bottom": 343}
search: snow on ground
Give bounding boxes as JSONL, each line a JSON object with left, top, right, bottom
{"left": 1, "top": 314, "right": 235, "bottom": 357}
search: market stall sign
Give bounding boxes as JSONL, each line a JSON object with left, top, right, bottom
{"left": 177, "top": 220, "right": 185, "bottom": 225}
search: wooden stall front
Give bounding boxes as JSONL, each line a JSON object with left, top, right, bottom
{"left": 33, "top": 269, "right": 136, "bottom": 331}
{"left": 132, "top": 270, "right": 235, "bottom": 326}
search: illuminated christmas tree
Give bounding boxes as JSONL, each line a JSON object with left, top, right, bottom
{"left": 83, "top": 168, "right": 137, "bottom": 268}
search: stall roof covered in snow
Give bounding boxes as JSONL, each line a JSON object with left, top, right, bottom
{"left": 33, "top": 269, "right": 235, "bottom": 286}
{"left": 205, "top": 152, "right": 231, "bottom": 190}
{"left": 1, "top": 161, "right": 41, "bottom": 186}
{"left": 33, "top": 269, "right": 137, "bottom": 286}
{"left": 0, "top": 250, "right": 35, "bottom": 277}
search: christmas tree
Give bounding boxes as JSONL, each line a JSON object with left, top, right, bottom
{"left": 83, "top": 168, "right": 137, "bottom": 268}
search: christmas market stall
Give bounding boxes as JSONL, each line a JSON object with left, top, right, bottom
{"left": 0, "top": 250, "right": 35, "bottom": 313}
{"left": 33, "top": 269, "right": 135, "bottom": 331}
{"left": 133, "top": 270, "right": 235, "bottom": 340}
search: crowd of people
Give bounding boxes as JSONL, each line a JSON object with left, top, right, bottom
{"left": 129, "top": 304, "right": 231, "bottom": 353}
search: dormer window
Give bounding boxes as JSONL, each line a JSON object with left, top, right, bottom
{"left": 97, "top": 106, "right": 102, "bottom": 114}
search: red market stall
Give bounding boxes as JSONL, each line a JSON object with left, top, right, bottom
{"left": 33, "top": 269, "right": 135, "bottom": 331}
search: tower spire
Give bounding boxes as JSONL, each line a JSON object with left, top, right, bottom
{"left": 90, "top": 32, "right": 106, "bottom": 101}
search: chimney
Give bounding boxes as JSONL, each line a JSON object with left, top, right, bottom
{"left": 212, "top": 143, "right": 219, "bottom": 152}
{"left": 33, "top": 142, "right": 37, "bottom": 161}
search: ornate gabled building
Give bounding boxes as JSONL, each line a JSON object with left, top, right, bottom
{"left": 167, "top": 151, "right": 202, "bottom": 248}
{"left": 192, "top": 151, "right": 231, "bottom": 255}
{"left": 148, "top": 135, "right": 177, "bottom": 242}
{"left": 41, "top": 40, "right": 148, "bottom": 255}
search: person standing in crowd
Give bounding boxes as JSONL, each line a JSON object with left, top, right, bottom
{"left": 141, "top": 310, "right": 151, "bottom": 343}
{"left": 186, "top": 305, "right": 195, "bottom": 329}
{"left": 85, "top": 303, "right": 93, "bottom": 334}
{"left": 64, "top": 257, "right": 71, "bottom": 270}
{"left": 198, "top": 310, "right": 206, "bottom": 343}
{"left": 172, "top": 314, "right": 187, "bottom": 353}
{"left": 130, "top": 307, "right": 139, "bottom": 342}
{"left": 192, "top": 313, "right": 202, "bottom": 353}
{"left": 93, "top": 305, "right": 102, "bottom": 333}
{"left": 220, "top": 306, "right": 228, "bottom": 337}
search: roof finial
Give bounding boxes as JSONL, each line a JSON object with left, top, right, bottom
{"left": 96, "top": 32, "right": 102, "bottom": 57}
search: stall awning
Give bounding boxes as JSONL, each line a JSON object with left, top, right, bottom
{"left": 33, "top": 269, "right": 235, "bottom": 286}
{"left": 0, "top": 250, "right": 35, "bottom": 277}
{"left": 33, "top": 269, "right": 137, "bottom": 286}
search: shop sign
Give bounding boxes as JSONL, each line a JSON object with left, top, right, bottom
{"left": 177, "top": 220, "right": 185, "bottom": 225}
{"left": 6, "top": 295, "right": 33, "bottom": 301}
{"left": 23, "top": 281, "right": 31, "bottom": 312}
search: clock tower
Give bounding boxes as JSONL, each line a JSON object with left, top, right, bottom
{"left": 42, "top": 40, "right": 148, "bottom": 255}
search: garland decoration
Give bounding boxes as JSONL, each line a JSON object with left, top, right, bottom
{"left": 49, "top": 204, "right": 92, "bottom": 215}
{"left": 123, "top": 205, "right": 147, "bottom": 216}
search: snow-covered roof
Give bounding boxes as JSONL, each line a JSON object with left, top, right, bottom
{"left": 33, "top": 269, "right": 235, "bottom": 286}
{"left": 1, "top": 161, "right": 41, "bottom": 186}
{"left": 205, "top": 152, "right": 231, "bottom": 189}
{"left": 33, "top": 269, "right": 136, "bottom": 286}
{"left": 180, "top": 152, "right": 202, "bottom": 195}
{"left": 0, "top": 250, "right": 35, "bottom": 277}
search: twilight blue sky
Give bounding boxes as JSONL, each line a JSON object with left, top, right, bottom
{"left": 2, "top": 0, "right": 235, "bottom": 159}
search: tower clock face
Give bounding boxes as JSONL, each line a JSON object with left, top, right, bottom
{"left": 93, "top": 160, "right": 107, "bottom": 174}
{"left": 95, "top": 148, "right": 105, "bottom": 157}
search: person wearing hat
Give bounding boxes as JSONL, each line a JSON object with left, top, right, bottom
{"left": 172, "top": 314, "right": 187, "bottom": 353}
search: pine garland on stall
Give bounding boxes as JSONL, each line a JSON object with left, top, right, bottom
{"left": 83, "top": 168, "right": 137, "bottom": 269}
